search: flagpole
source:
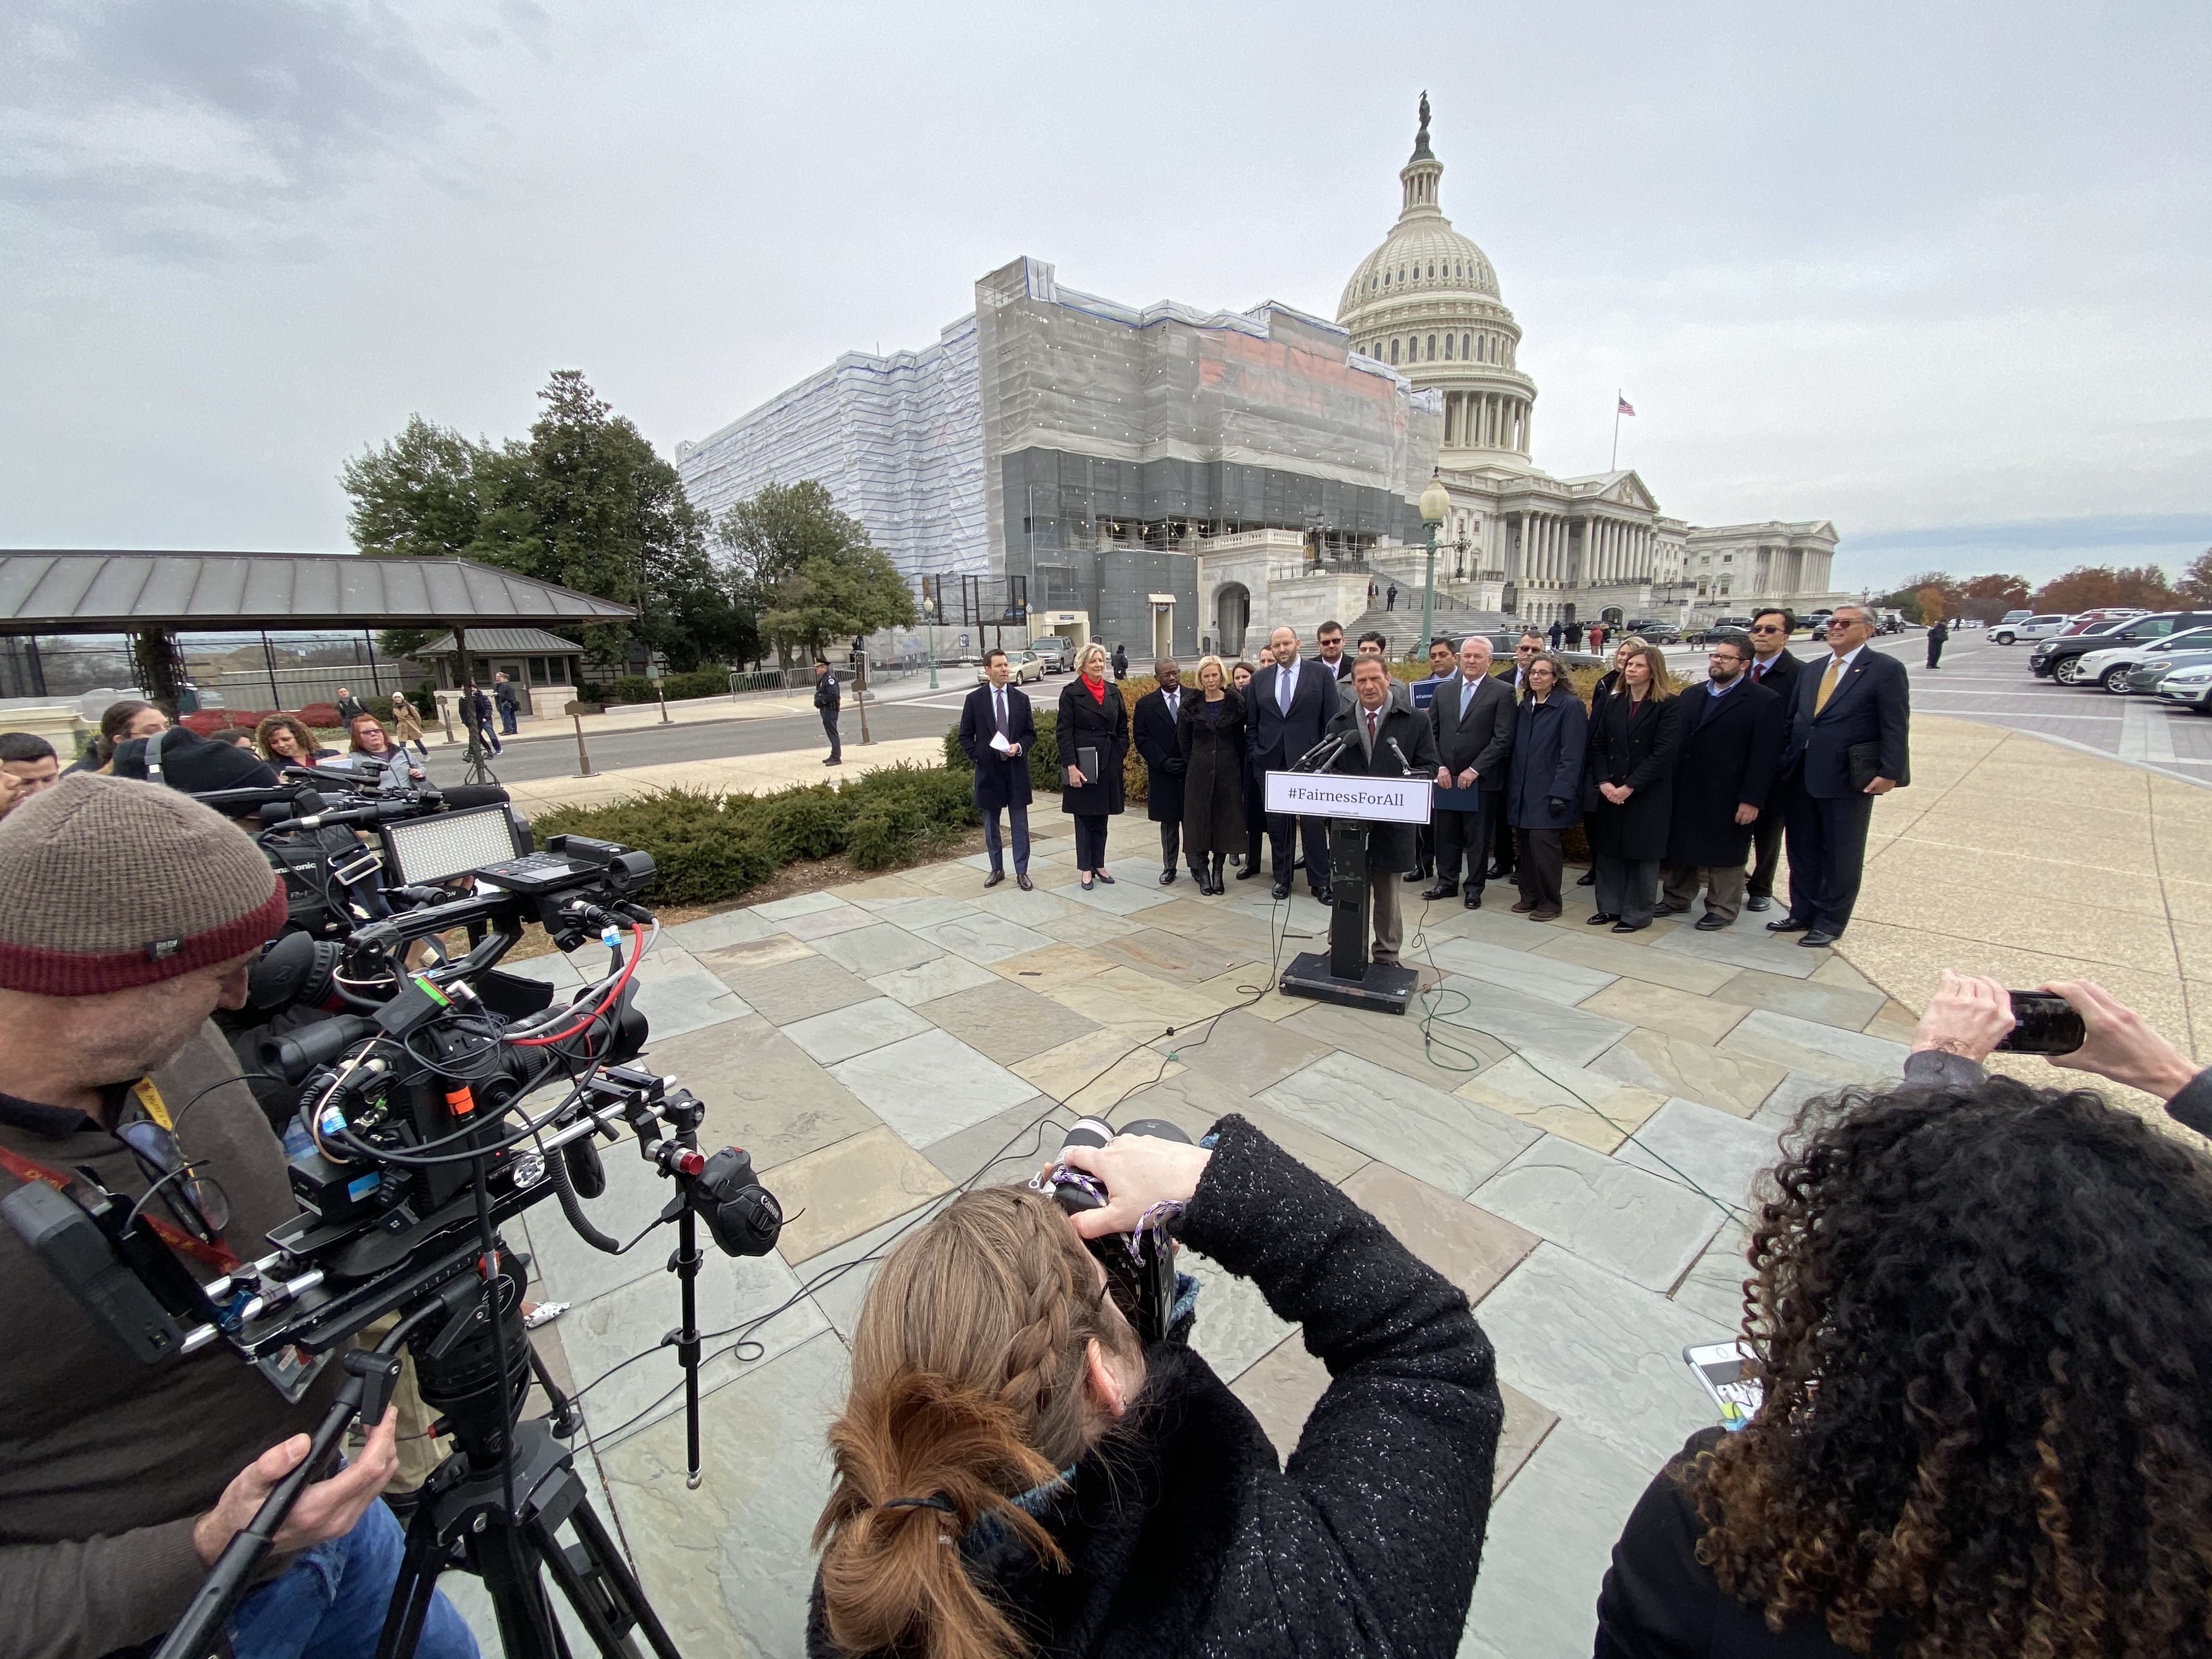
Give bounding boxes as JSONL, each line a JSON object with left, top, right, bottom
{"left": 1611, "top": 391, "right": 1621, "bottom": 472}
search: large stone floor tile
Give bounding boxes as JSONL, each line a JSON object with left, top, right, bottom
{"left": 1042, "top": 961, "right": 1241, "bottom": 1035}
{"left": 749, "top": 890, "right": 849, "bottom": 921}
{"left": 1616, "top": 1097, "right": 1783, "bottom": 1210}
{"left": 985, "top": 941, "right": 1119, "bottom": 992}
{"left": 1651, "top": 921, "right": 1824, "bottom": 978}
{"left": 830, "top": 872, "right": 935, "bottom": 906}
{"left": 1576, "top": 978, "right": 1751, "bottom": 1045}
{"left": 1263, "top": 1051, "right": 1539, "bottom": 1197}
{"left": 1139, "top": 897, "right": 1280, "bottom": 953}
{"left": 1425, "top": 935, "right": 1618, "bottom": 1007}
{"left": 781, "top": 995, "right": 935, "bottom": 1064}
{"left": 1532, "top": 929, "right": 1743, "bottom": 995}
{"left": 777, "top": 901, "right": 878, "bottom": 941}
{"left": 1808, "top": 952, "right": 1878, "bottom": 992}
{"left": 1223, "top": 886, "right": 1333, "bottom": 935}
{"left": 864, "top": 894, "right": 982, "bottom": 931}
{"left": 1433, "top": 975, "right": 1637, "bottom": 1066}
{"left": 1184, "top": 1252, "right": 1300, "bottom": 1383}
{"left": 1453, "top": 1054, "right": 1669, "bottom": 1153}
{"left": 658, "top": 907, "right": 778, "bottom": 952}
{"left": 1707, "top": 964, "right": 1888, "bottom": 1030}
{"left": 1589, "top": 1026, "right": 1790, "bottom": 1118}
{"left": 1028, "top": 902, "right": 1147, "bottom": 946}
{"left": 1118, "top": 1070, "right": 1373, "bottom": 1183}
{"left": 1718, "top": 1008, "right": 1909, "bottom": 1085}
{"left": 1016, "top": 1028, "right": 1184, "bottom": 1116}
{"left": 1492, "top": 1381, "right": 1560, "bottom": 1496}
{"left": 791, "top": 1200, "right": 945, "bottom": 1341}
{"left": 566, "top": 1257, "right": 827, "bottom": 1452}
{"left": 706, "top": 952, "right": 877, "bottom": 1026}
{"left": 1047, "top": 876, "right": 1178, "bottom": 916}
{"left": 1164, "top": 1008, "right": 1336, "bottom": 1096}
{"left": 1457, "top": 1420, "right": 1661, "bottom": 1659}
{"left": 1870, "top": 835, "right": 2171, "bottom": 918}
{"left": 1472, "top": 1135, "right": 1725, "bottom": 1293}
{"left": 1754, "top": 1068, "right": 1850, "bottom": 1130}
{"left": 862, "top": 950, "right": 999, "bottom": 1007}
{"left": 1340, "top": 1161, "right": 1538, "bottom": 1304}
{"left": 1096, "top": 924, "right": 1262, "bottom": 986}
{"left": 763, "top": 1124, "right": 955, "bottom": 1263}
{"left": 647, "top": 1013, "right": 882, "bottom": 1173}
{"left": 698, "top": 932, "right": 816, "bottom": 978}
{"left": 807, "top": 921, "right": 945, "bottom": 979}
{"left": 917, "top": 977, "right": 1101, "bottom": 1064}
{"left": 911, "top": 911, "right": 1058, "bottom": 966}
{"left": 600, "top": 1328, "right": 849, "bottom": 1659}
{"left": 1473, "top": 1242, "right": 1731, "bottom": 1468}
{"left": 1853, "top": 875, "right": 2180, "bottom": 968}
{"left": 830, "top": 1028, "right": 1040, "bottom": 1148}
{"left": 920, "top": 1093, "right": 1070, "bottom": 1189}
{"left": 1671, "top": 1222, "right": 1752, "bottom": 1331}
{"left": 629, "top": 965, "right": 753, "bottom": 1039}
{"left": 1229, "top": 1335, "right": 1330, "bottom": 1462}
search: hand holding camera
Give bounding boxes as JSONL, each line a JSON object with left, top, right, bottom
{"left": 1054, "top": 1133, "right": 1212, "bottom": 1242}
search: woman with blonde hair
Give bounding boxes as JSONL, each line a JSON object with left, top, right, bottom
{"left": 809, "top": 1118, "right": 1502, "bottom": 1659}
{"left": 1176, "top": 653, "right": 1245, "bottom": 893}
{"left": 1585, "top": 640, "right": 1684, "bottom": 932}
{"left": 1056, "top": 641, "right": 1128, "bottom": 890}
{"left": 390, "top": 692, "right": 429, "bottom": 758}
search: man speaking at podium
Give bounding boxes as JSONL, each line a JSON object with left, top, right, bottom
{"left": 1324, "top": 656, "right": 1441, "bottom": 968}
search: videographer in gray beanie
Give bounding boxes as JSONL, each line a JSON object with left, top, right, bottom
{"left": 0, "top": 775, "right": 476, "bottom": 1659}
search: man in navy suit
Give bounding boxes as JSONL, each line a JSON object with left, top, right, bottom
{"left": 1769, "top": 604, "right": 1909, "bottom": 946}
{"left": 1249, "top": 624, "right": 1337, "bottom": 902}
{"left": 957, "top": 648, "right": 1037, "bottom": 890}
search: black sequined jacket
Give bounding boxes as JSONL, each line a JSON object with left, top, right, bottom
{"left": 808, "top": 1113, "right": 1503, "bottom": 1658}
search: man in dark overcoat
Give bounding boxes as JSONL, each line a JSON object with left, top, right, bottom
{"left": 1658, "top": 634, "right": 1783, "bottom": 930}
{"left": 958, "top": 648, "right": 1037, "bottom": 890}
{"left": 1741, "top": 606, "right": 1803, "bottom": 911}
{"left": 1132, "top": 659, "right": 1189, "bottom": 884}
{"left": 1323, "top": 656, "right": 1441, "bottom": 967}
{"left": 1249, "top": 626, "right": 1340, "bottom": 903}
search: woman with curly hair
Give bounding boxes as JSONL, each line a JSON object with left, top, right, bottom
{"left": 1597, "top": 970, "right": 2212, "bottom": 1658}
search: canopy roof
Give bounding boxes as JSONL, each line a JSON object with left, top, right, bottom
{"left": 0, "top": 551, "right": 636, "bottom": 633}
{"left": 419, "top": 628, "right": 585, "bottom": 656}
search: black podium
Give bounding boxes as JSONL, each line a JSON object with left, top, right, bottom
{"left": 1265, "top": 771, "right": 1429, "bottom": 1017}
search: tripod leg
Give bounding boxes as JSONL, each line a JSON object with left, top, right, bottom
{"left": 375, "top": 1506, "right": 453, "bottom": 1659}
{"left": 532, "top": 1496, "right": 685, "bottom": 1659}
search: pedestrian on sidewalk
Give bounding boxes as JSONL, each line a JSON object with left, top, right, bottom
{"left": 334, "top": 686, "right": 367, "bottom": 725}
{"left": 1549, "top": 619, "right": 1564, "bottom": 650}
{"left": 812, "top": 655, "right": 843, "bottom": 766}
{"left": 492, "top": 670, "right": 521, "bottom": 733}
{"left": 1111, "top": 643, "right": 1129, "bottom": 681}
{"left": 390, "top": 692, "right": 430, "bottom": 757}
{"left": 958, "top": 648, "right": 1034, "bottom": 890}
{"left": 460, "top": 681, "right": 501, "bottom": 755}
{"left": 1925, "top": 616, "right": 1948, "bottom": 669}
{"left": 1386, "top": 582, "right": 1398, "bottom": 611}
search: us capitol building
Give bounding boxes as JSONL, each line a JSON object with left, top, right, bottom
{"left": 676, "top": 98, "right": 1843, "bottom": 659}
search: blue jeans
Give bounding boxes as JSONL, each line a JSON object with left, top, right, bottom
{"left": 229, "top": 1498, "right": 477, "bottom": 1659}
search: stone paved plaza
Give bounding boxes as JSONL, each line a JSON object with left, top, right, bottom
{"left": 459, "top": 707, "right": 2211, "bottom": 1659}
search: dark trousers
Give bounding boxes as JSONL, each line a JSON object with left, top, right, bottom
{"left": 1490, "top": 798, "right": 1516, "bottom": 872}
{"left": 1158, "top": 820, "right": 1183, "bottom": 872}
{"left": 1434, "top": 797, "right": 1496, "bottom": 891}
{"left": 1926, "top": 638, "right": 1944, "bottom": 668}
{"left": 1243, "top": 765, "right": 1266, "bottom": 865}
{"left": 1515, "top": 828, "right": 1564, "bottom": 913}
{"left": 1785, "top": 790, "right": 1875, "bottom": 933}
{"left": 1267, "top": 813, "right": 1330, "bottom": 893}
{"left": 1072, "top": 813, "right": 1109, "bottom": 870}
{"left": 1747, "top": 799, "right": 1787, "bottom": 898}
{"left": 820, "top": 707, "right": 841, "bottom": 761}
{"left": 983, "top": 805, "right": 1030, "bottom": 874}
{"left": 1595, "top": 854, "right": 1661, "bottom": 926}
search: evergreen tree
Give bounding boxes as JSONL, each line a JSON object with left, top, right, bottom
{"left": 715, "top": 481, "right": 913, "bottom": 663}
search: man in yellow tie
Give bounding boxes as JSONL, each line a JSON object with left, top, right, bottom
{"left": 1766, "top": 605, "right": 1910, "bottom": 947}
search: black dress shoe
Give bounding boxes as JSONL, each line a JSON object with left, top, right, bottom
{"left": 1694, "top": 914, "right": 1728, "bottom": 930}
{"left": 1652, "top": 903, "right": 1683, "bottom": 917}
{"left": 1612, "top": 919, "right": 1651, "bottom": 933}
{"left": 1016, "top": 872, "right": 1034, "bottom": 891}
{"left": 1159, "top": 868, "right": 1176, "bottom": 885}
{"left": 1764, "top": 917, "right": 1812, "bottom": 933}
{"left": 1272, "top": 882, "right": 1291, "bottom": 900}
{"left": 1463, "top": 892, "right": 1482, "bottom": 910}
{"left": 1236, "top": 865, "right": 1261, "bottom": 881}
{"left": 1420, "top": 882, "right": 1459, "bottom": 901}
{"left": 1402, "top": 867, "right": 1429, "bottom": 884}
{"left": 1799, "top": 930, "right": 1838, "bottom": 947}
{"left": 1745, "top": 895, "right": 1773, "bottom": 912}
{"left": 984, "top": 870, "right": 1006, "bottom": 889}
{"left": 1486, "top": 862, "right": 1511, "bottom": 881}
{"left": 1313, "top": 888, "right": 1334, "bottom": 906}
{"left": 1576, "top": 870, "right": 1597, "bottom": 887}
{"left": 1095, "top": 871, "right": 1116, "bottom": 885}
{"left": 1585, "top": 911, "right": 1620, "bottom": 926}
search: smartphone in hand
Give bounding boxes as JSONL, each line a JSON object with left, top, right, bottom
{"left": 1684, "top": 1341, "right": 1762, "bottom": 1431}
{"left": 1994, "top": 992, "right": 2086, "bottom": 1056}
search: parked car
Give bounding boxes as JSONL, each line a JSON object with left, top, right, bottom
{"left": 1623, "top": 618, "right": 1680, "bottom": 644}
{"left": 2072, "top": 627, "right": 2212, "bottom": 692}
{"left": 2157, "top": 662, "right": 2212, "bottom": 713}
{"left": 2032, "top": 612, "right": 2212, "bottom": 682}
{"left": 1685, "top": 615, "right": 1753, "bottom": 644}
{"left": 1991, "top": 613, "right": 2071, "bottom": 645}
{"left": 2057, "top": 607, "right": 2150, "bottom": 636}
{"left": 2127, "top": 649, "right": 2212, "bottom": 696}
{"left": 978, "top": 650, "right": 1046, "bottom": 685}
{"left": 1028, "top": 637, "right": 1072, "bottom": 673}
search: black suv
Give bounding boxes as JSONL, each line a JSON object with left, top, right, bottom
{"left": 2031, "top": 611, "right": 2212, "bottom": 683}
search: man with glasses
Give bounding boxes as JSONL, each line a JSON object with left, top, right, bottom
{"left": 1316, "top": 620, "right": 1353, "bottom": 682}
{"left": 1740, "top": 608, "right": 1803, "bottom": 912}
{"left": 0, "top": 775, "right": 477, "bottom": 1659}
{"left": 1769, "top": 604, "right": 1910, "bottom": 947}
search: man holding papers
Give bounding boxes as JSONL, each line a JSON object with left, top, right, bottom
{"left": 959, "top": 647, "right": 1037, "bottom": 890}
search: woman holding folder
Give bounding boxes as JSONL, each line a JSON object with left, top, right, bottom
{"left": 1058, "top": 640, "right": 1129, "bottom": 891}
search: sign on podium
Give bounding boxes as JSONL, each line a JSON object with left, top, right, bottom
{"left": 1263, "top": 768, "right": 1432, "bottom": 1015}
{"left": 1261, "top": 772, "right": 1431, "bottom": 824}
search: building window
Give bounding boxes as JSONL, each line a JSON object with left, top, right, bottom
{"left": 1462, "top": 333, "right": 1471, "bottom": 359}
{"left": 1444, "top": 333, "right": 1454, "bottom": 359}
{"left": 529, "top": 656, "right": 549, "bottom": 684}
{"left": 1428, "top": 263, "right": 1435, "bottom": 278}
{"left": 1426, "top": 334, "right": 1436, "bottom": 359}
{"left": 1390, "top": 339, "right": 1400, "bottom": 363}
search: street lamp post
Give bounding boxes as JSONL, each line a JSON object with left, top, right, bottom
{"left": 1418, "top": 472, "right": 1451, "bottom": 652}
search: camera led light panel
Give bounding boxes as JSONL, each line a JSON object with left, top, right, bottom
{"left": 381, "top": 806, "right": 523, "bottom": 886}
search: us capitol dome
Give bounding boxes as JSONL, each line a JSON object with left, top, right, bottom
{"left": 1338, "top": 93, "right": 1537, "bottom": 467}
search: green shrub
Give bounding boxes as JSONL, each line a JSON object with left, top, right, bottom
{"left": 757, "top": 786, "right": 853, "bottom": 862}
{"left": 661, "top": 669, "right": 729, "bottom": 701}
{"left": 607, "top": 675, "right": 658, "bottom": 704}
{"left": 844, "top": 807, "right": 917, "bottom": 870}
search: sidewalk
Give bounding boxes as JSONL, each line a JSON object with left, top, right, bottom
{"left": 495, "top": 734, "right": 948, "bottom": 815}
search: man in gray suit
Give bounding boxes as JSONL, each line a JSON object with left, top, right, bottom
{"left": 1423, "top": 635, "right": 1517, "bottom": 910}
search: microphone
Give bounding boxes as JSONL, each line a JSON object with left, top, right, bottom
{"left": 1295, "top": 733, "right": 1354, "bottom": 774}
{"left": 1289, "top": 733, "right": 1340, "bottom": 771}
{"left": 1386, "top": 736, "right": 1417, "bottom": 776}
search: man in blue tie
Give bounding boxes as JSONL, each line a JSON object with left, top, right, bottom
{"left": 1248, "top": 625, "right": 1334, "bottom": 903}
{"left": 957, "top": 649, "right": 1037, "bottom": 890}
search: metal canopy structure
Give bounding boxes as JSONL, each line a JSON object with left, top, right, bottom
{"left": 0, "top": 551, "right": 636, "bottom": 633}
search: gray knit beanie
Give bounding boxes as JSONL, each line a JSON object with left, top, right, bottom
{"left": 0, "top": 772, "right": 286, "bottom": 995}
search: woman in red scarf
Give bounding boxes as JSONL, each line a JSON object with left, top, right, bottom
{"left": 1057, "top": 641, "right": 1128, "bottom": 890}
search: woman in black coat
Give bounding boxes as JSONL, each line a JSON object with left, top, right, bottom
{"left": 1177, "top": 656, "right": 1246, "bottom": 894}
{"left": 1576, "top": 636, "right": 1643, "bottom": 887}
{"left": 809, "top": 1116, "right": 1502, "bottom": 1659}
{"left": 1058, "top": 641, "right": 1128, "bottom": 890}
{"left": 1503, "top": 653, "right": 1587, "bottom": 921}
{"left": 1585, "top": 642, "right": 1685, "bottom": 932}
{"left": 1232, "top": 660, "right": 1265, "bottom": 876}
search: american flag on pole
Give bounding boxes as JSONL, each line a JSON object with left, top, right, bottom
{"left": 1617, "top": 397, "right": 1636, "bottom": 416}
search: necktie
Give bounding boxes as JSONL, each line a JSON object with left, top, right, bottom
{"left": 1459, "top": 675, "right": 1480, "bottom": 725}
{"left": 1365, "top": 709, "right": 1379, "bottom": 752}
{"left": 1815, "top": 656, "right": 1842, "bottom": 715}
{"left": 1278, "top": 665, "right": 1294, "bottom": 716}
{"left": 1752, "top": 660, "right": 1767, "bottom": 681}
{"left": 994, "top": 689, "right": 1007, "bottom": 735}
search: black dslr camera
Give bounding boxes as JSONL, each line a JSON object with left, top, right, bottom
{"left": 1033, "top": 1115, "right": 1194, "bottom": 1345}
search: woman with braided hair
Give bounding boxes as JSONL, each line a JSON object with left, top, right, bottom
{"left": 1596, "top": 970, "right": 2212, "bottom": 1658}
{"left": 810, "top": 1118, "right": 1502, "bottom": 1659}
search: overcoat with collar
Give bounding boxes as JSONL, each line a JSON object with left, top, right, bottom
{"left": 1586, "top": 691, "right": 1688, "bottom": 862}
{"left": 958, "top": 681, "right": 1036, "bottom": 813}
{"left": 1780, "top": 648, "right": 1910, "bottom": 800}
{"left": 1247, "top": 658, "right": 1338, "bottom": 775}
{"left": 1664, "top": 678, "right": 1784, "bottom": 867}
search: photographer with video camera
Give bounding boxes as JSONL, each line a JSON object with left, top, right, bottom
{"left": 0, "top": 775, "right": 476, "bottom": 1659}
{"left": 809, "top": 1114, "right": 1502, "bottom": 1659}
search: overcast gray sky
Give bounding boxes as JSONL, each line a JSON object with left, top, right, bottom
{"left": 3, "top": 0, "right": 2206, "bottom": 591}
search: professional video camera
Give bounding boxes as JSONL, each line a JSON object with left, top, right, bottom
{"left": 1, "top": 831, "right": 785, "bottom": 1659}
